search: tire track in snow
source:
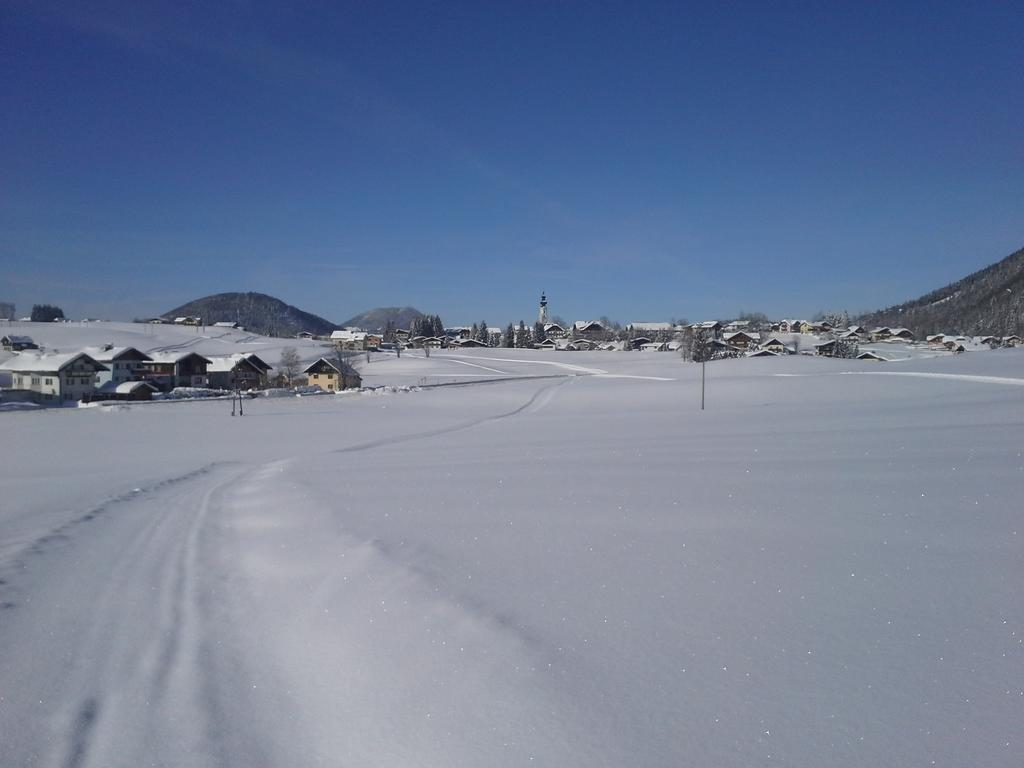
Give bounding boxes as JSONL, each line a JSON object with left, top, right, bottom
{"left": 331, "top": 375, "right": 573, "bottom": 456}
{"left": 0, "top": 461, "right": 284, "bottom": 768}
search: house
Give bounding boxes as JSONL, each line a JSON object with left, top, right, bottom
{"left": 838, "top": 330, "right": 861, "bottom": 342}
{"left": 139, "top": 352, "right": 212, "bottom": 390}
{"left": 847, "top": 325, "right": 867, "bottom": 335}
{"left": 451, "top": 338, "right": 488, "bottom": 348}
{"left": 544, "top": 323, "right": 568, "bottom": 339}
{"left": 629, "top": 336, "right": 654, "bottom": 349}
{"left": 2, "top": 335, "right": 39, "bottom": 352}
{"left": 568, "top": 338, "right": 599, "bottom": 351}
{"left": 573, "top": 320, "right": 606, "bottom": 340}
{"left": 295, "top": 331, "right": 316, "bottom": 339}
{"left": 857, "top": 351, "right": 887, "bottom": 361}
{"left": 174, "top": 316, "right": 202, "bottom": 326}
{"left": 791, "top": 320, "right": 814, "bottom": 334}
{"left": 722, "top": 331, "right": 757, "bottom": 349}
{"left": 943, "top": 340, "right": 967, "bottom": 353}
{"left": 870, "top": 327, "right": 892, "bottom": 341}
{"left": 710, "top": 339, "right": 741, "bottom": 357}
{"left": 302, "top": 358, "right": 362, "bottom": 391}
{"left": 693, "top": 320, "right": 723, "bottom": 336}
{"left": 87, "top": 346, "right": 153, "bottom": 387}
{"left": 0, "top": 352, "right": 109, "bottom": 404}
{"left": 412, "top": 336, "right": 445, "bottom": 349}
{"left": 639, "top": 342, "right": 669, "bottom": 352}
{"left": 91, "top": 380, "right": 160, "bottom": 402}
{"left": 1002, "top": 335, "right": 1021, "bottom": 346}
{"left": 535, "top": 338, "right": 558, "bottom": 350}
{"left": 759, "top": 337, "right": 793, "bottom": 354}
{"left": 206, "top": 355, "right": 266, "bottom": 390}
{"left": 889, "top": 327, "right": 915, "bottom": 341}
{"left": 331, "top": 328, "right": 368, "bottom": 350}
{"left": 240, "top": 354, "right": 272, "bottom": 387}
{"left": 212, "top": 321, "right": 242, "bottom": 330}
{"left": 814, "top": 340, "right": 838, "bottom": 356}
{"left": 926, "top": 334, "right": 947, "bottom": 346}
{"left": 747, "top": 349, "right": 779, "bottom": 357}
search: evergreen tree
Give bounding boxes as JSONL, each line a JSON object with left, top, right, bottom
{"left": 384, "top": 320, "right": 396, "bottom": 343}
{"left": 31, "top": 304, "right": 65, "bottom": 322}
{"left": 516, "top": 320, "right": 530, "bottom": 348}
{"left": 477, "top": 321, "right": 489, "bottom": 343}
{"left": 534, "top": 321, "right": 547, "bottom": 343}
{"left": 470, "top": 322, "right": 479, "bottom": 341}
{"left": 503, "top": 323, "right": 515, "bottom": 348}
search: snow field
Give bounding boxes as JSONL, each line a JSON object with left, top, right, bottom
{"left": 0, "top": 348, "right": 1022, "bottom": 766}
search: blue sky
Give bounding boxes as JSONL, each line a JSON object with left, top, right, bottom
{"left": 2, "top": 1, "right": 1022, "bottom": 326}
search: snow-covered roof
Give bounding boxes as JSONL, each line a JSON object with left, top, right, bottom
{"left": 82, "top": 345, "right": 153, "bottom": 363}
{"left": 573, "top": 320, "right": 604, "bottom": 331}
{"left": 0, "top": 351, "right": 108, "bottom": 373}
{"left": 206, "top": 355, "right": 258, "bottom": 373}
{"left": 146, "top": 351, "right": 212, "bottom": 364}
{"left": 96, "top": 380, "right": 159, "bottom": 394}
{"left": 2, "top": 335, "right": 35, "bottom": 344}
{"left": 723, "top": 331, "right": 755, "bottom": 341}
{"left": 330, "top": 329, "right": 366, "bottom": 341}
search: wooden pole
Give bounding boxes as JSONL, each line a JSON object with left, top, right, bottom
{"left": 701, "top": 359, "right": 705, "bottom": 411}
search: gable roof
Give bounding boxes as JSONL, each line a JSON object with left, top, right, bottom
{"left": 0, "top": 352, "right": 108, "bottom": 373}
{"left": 147, "top": 351, "right": 213, "bottom": 365}
{"left": 206, "top": 355, "right": 262, "bottom": 373}
{"left": 84, "top": 345, "right": 153, "bottom": 363}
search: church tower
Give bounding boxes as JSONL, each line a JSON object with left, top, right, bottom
{"left": 538, "top": 291, "right": 549, "bottom": 325}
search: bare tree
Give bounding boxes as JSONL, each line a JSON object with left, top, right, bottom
{"left": 278, "top": 346, "right": 301, "bottom": 385}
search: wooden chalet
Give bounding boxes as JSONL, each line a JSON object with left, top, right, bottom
{"left": 303, "top": 358, "right": 362, "bottom": 391}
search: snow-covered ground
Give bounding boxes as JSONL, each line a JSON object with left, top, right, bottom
{"left": 1, "top": 340, "right": 1022, "bottom": 766}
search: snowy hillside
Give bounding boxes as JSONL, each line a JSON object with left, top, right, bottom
{"left": 1, "top": 344, "right": 1022, "bottom": 766}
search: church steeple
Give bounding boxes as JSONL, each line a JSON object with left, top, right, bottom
{"left": 538, "top": 291, "right": 549, "bottom": 325}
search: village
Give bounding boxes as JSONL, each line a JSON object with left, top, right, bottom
{"left": 0, "top": 293, "right": 1019, "bottom": 409}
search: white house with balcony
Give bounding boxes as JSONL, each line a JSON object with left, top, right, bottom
{"left": 0, "top": 352, "right": 108, "bottom": 404}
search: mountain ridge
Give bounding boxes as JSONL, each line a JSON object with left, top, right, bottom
{"left": 856, "top": 246, "right": 1024, "bottom": 337}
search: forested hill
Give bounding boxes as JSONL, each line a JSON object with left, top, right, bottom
{"left": 163, "top": 292, "right": 337, "bottom": 337}
{"left": 857, "top": 247, "right": 1024, "bottom": 337}
{"left": 340, "top": 307, "right": 424, "bottom": 331}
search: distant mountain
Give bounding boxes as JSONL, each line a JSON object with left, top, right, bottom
{"left": 340, "top": 306, "right": 424, "bottom": 331}
{"left": 163, "top": 292, "right": 337, "bottom": 337}
{"left": 857, "top": 247, "right": 1024, "bottom": 337}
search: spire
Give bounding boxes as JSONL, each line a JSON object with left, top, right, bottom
{"left": 538, "top": 291, "right": 549, "bottom": 325}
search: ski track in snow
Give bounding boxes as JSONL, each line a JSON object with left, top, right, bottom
{"left": 332, "top": 376, "right": 572, "bottom": 456}
{"left": 0, "top": 377, "right": 594, "bottom": 767}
